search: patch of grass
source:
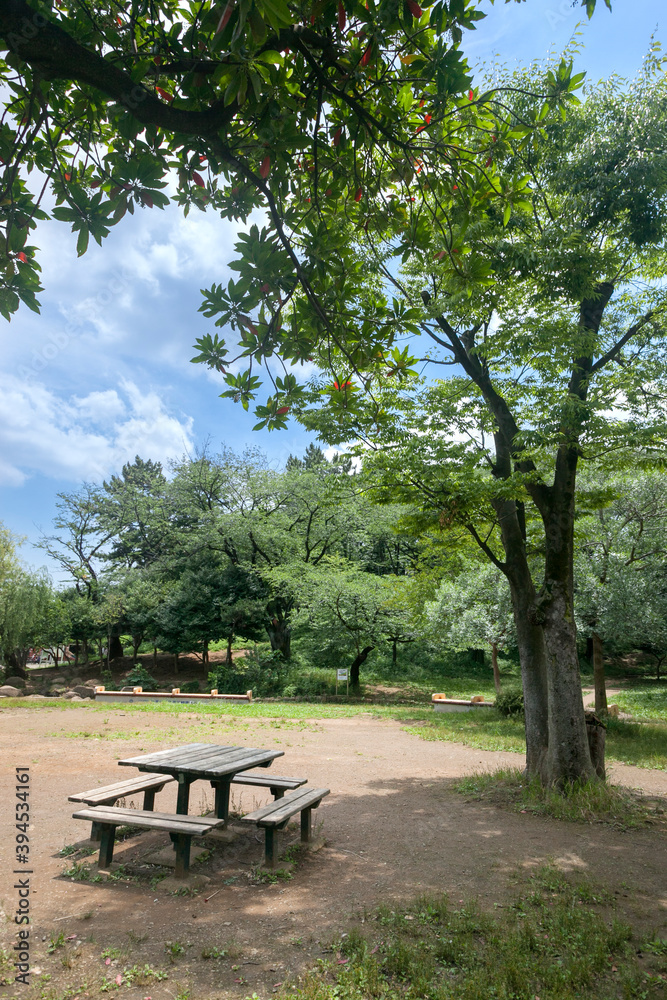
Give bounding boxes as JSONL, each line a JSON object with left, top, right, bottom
{"left": 248, "top": 864, "right": 294, "bottom": 884}
{"left": 406, "top": 709, "right": 527, "bottom": 753}
{"left": 455, "top": 767, "right": 667, "bottom": 830}
{"left": 164, "top": 940, "right": 185, "bottom": 962}
{"left": 47, "top": 932, "right": 66, "bottom": 954}
{"left": 408, "top": 707, "right": 667, "bottom": 770}
{"left": 612, "top": 684, "right": 667, "bottom": 722}
{"left": 605, "top": 717, "right": 667, "bottom": 770}
{"left": 286, "top": 869, "right": 658, "bottom": 1000}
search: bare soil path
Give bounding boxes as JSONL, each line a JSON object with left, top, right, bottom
{"left": 0, "top": 705, "right": 665, "bottom": 1000}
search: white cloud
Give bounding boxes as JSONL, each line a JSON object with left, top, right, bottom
{"left": 0, "top": 374, "right": 194, "bottom": 486}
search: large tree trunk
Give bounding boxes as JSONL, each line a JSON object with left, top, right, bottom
{"left": 350, "top": 645, "right": 374, "bottom": 689}
{"left": 495, "top": 498, "right": 550, "bottom": 781}
{"left": 266, "top": 617, "right": 291, "bottom": 660}
{"left": 540, "top": 483, "right": 598, "bottom": 787}
{"left": 109, "top": 635, "right": 124, "bottom": 660}
{"left": 592, "top": 632, "right": 607, "bottom": 714}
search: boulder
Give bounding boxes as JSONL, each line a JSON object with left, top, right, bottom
{"left": 23, "top": 685, "right": 36, "bottom": 695}
{"left": 63, "top": 690, "right": 79, "bottom": 699}
{"left": 0, "top": 685, "right": 21, "bottom": 697}
{"left": 25, "top": 694, "right": 48, "bottom": 700}
{"left": 72, "top": 685, "right": 93, "bottom": 699}
{"left": 4, "top": 675, "right": 26, "bottom": 688}
{"left": 84, "top": 678, "right": 101, "bottom": 687}
{"left": 50, "top": 675, "right": 67, "bottom": 685}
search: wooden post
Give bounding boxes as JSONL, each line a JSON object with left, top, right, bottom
{"left": 142, "top": 789, "right": 156, "bottom": 811}
{"left": 98, "top": 825, "right": 115, "bottom": 868}
{"left": 173, "top": 834, "right": 191, "bottom": 878}
{"left": 585, "top": 711, "right": 606, "bottom": 780}
{"left": 176, "top": 775, "right": 191, "bottom": 814}
{"left": 264, "top": 827, "right": 277, "bottom": 868}
{"left": 212, "top": 780, "right": 231, "bottom": 821}
{"left": 271, "top": 787, "right": 285, "bottom": 800}
{"left": 592, "top": 632, "right": 607, "bottom": 715}
{"left": 300, "top": 808, "right": 312, "bottom": 843}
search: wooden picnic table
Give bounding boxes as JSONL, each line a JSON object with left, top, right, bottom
{"left": 118, "top": 743, "right": 284, "bottom": 821}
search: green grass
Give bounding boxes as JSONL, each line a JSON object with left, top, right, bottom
{"left": 284, "top": 866, "right": 664, "bottom": 1000}
{"left": 612, "top": 684, "right": 667, "bottom": 722}
{"left": 456, "top": 767, "right": 667, "bottom": 829}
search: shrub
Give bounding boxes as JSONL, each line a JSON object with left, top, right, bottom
{"left": 124, "top": 664, "right": 158, "bottom": 692}
{"left": 495, "top": 685, "right": 525, "bottom": 717}
{"left": 209, "top": 648, "right": 286, "bottom": 697}
{"left": 180, "top": 680, "right": 200, "bottom": 693}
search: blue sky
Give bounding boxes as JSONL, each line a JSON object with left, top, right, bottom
{"left": 0, "top": 0, "right": 662, "bottom": 577}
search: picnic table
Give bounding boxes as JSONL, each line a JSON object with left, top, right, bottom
{"left": 118, "top": 742, "right": 284, "bottom": 822}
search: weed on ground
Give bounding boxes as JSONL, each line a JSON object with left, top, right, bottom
{"left": 455, "top": 767, "right": 667, "bottom": 830}
{"left": 284, "top": 866, "right": 667, "bottom": 1000}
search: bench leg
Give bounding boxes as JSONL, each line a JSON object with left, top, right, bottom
{"left": 173, "top": 834, "right": 191, "bottom": 878}
{"left": 142, "top": 789, "right": 156, "bottom": 811}
{"left": 98, "top": 825, "right": 115, "bottom": 868}
{"left": 300, "top": 808, "right": 312, "bottom": 844}
{"left": 90, "top": 821, "right": 102, "bottom": 842}
{"left": 271, "top": 788, "right": 285, "bottom": 800}
{"left": 264, "top": 827, "right": 278, "bottom": 868}
{"left": 211, "top": 780, "right": 231, "bottom": 821}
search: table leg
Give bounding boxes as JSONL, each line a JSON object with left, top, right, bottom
{"left": 176, "top": 775, "right": 192, "bottom": 814}
{"left": 212, "top": 780, "right": 231, "bottom": 821}
{"left": 142, "top": 788, "right": 156, "bottom": 811}
{"left": 271, "top": 787, "right": 285, "bottom": 800}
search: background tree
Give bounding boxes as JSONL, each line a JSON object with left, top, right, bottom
{"left": 425, "top": 564, "right": 514, "bottom": 693}
{"left": 269, "top": 62, "right": 667, "bottom": 786}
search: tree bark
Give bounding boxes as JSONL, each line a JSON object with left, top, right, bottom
{"left": 226, "top": 634, "right": 233, "bottom": 665}
{"left": 266, "top": 617, "right": 291, "bottom": 660}
{"left": 491, "top": 642, "right": 501, "bottom": 695}
{"left": 350, "top": 645, "right": 374, "bottom": 688}
{"left": 392, "top": 640, "right": 398, "bottom": 667}
{"left": 494, "top": 497, "right": 550, "bottom": 782}
{"left": 592, "top": 632, "right": 607, "bottom": 714}
{"left": 109, "top": 635, "right": 123, "bottom": 660}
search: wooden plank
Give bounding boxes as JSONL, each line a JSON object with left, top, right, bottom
{"left": 118, "top": 743, "right": 210, "bottom": 767}
{"left": 242, "top": 788, "right": 330, "bottom": 826}
{"left": 125, "top": 745, "right": 244, "bottom": 775}
{"left": 68, "top": 774, "right": 175, "bottom": 803}
{"left": 162, "top": 745, "right": 255, "bottom": 773}
{"left": 231, "top": 773, "right": 307, "bottom": 790}
{"left": 72, "top": 806, "right": 224, "bottom": 836}
{"left": 202, "top": 749, "right": 284, "bottom": 778}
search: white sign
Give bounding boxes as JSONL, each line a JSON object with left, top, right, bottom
{"left": 337, "top": 669, "right": 349, "bottom": 682}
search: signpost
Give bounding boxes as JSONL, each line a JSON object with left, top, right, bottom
{"left": 336, "top": 668, "right": 349, "bottom": 696}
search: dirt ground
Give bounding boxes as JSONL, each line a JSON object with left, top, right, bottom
{"left": 0, "top": 703, "right": 666, "bottom": 1000}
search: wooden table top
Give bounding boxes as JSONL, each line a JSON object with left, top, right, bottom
{"left": 118, "top": 743, "right": 284, "bottom": 779}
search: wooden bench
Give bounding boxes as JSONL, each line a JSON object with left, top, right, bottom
{"left": 72, "top": 805, "right": 225, "bottom": 877}
{"left": 241, "top": 787, "right": 329, "bottom": 868}
{"left": 69, "top": 774, "right": 176, "bottom": 840}
{"left": 228, "top": 772, "right": 307, "bottom": 800}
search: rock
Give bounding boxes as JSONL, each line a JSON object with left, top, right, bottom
{"left": 0, "top": 685, "right": 21, "bottom": 697}
{"left": 63, "top": 690, "right": 79, "bottom": 699}
{"left": 4, "top": 675, "right": 26, "bottom": 688}
{"left": 23, "top": 685, "right": 36, "bottom": 695}
{"left": 84, "top": 678, "right": 101, "bottom": 687}
{"left": 26, "top": 694, "right": 48, "bottom": 699}
{"left": 68, "top": 676, "right": 83, "bottom": 686}
{"left": 72, "top": 685, "right": 93, "bottom": 699}
{"left": 50, "top": 675, "right": 67, "bottom": 685}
